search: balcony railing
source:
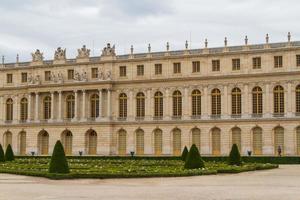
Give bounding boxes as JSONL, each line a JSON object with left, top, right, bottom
{"left": 191, "top": 115, "right": 201, "bottom": 119}
{"left": 273, "top": 113, "right": 285, "bottom": 117}
{"left": 231, "top": 114, "right": 241, "bottom": 118}
{"left": 251, "top": 113, "right": 263, "bottom": 118}
{"left": 117, "top": 117, "right": 127, "bottom": 121}
{"left": 172, "top": 116, "right": 182, "bottom": 120}
{"left": 153, "top": 116, "right": 163, "bottom": 120}
{"left": 210, "top": 114, "right": 221, "bottom": 119}
{"left": 135, "top": 116, "right": 145, "bottom": 121}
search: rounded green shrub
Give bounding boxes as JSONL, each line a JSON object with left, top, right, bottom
{"left": 5, "top": 144, "right": 14, "bottom": 161}
{"left": 49, "top": 140, "right": 69, "bottom": 174}
{"left": 181, "top": 146, "right": 189, "bottom": 161}
{"left": 0, "top": 144, "right": 5, "bottom": 162}
{"left": 184, "top": 144, "right": 205, "bottom": 169}
{"left": 228, "top": 144, "right": 242, "bottom": 166}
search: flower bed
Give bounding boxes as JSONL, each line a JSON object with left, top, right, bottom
{"left": 0, "top": 158, "right": 278, "bottom": 179}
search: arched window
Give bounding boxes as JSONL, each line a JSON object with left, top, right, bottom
{"left": 211, "top": 89, "right": 221, "bottom": 116}
{"left": 252, "top": 127, "right": 262, "bottom": 155}
{"left": 118, "top": 129, "right": 127, "bottom": 155}
{"left": 119, "top": 93, "right": 127, "bottom": 118}
{"left": 43, "top": 96, "right": 51, "bottom": 120}
{"left": 3, "top": 131, "right": 12, "bottom": 149}
{"left": 90, "top": 94, "right": 99, "bottom": 118}
{"left": 296, "top": 127, "right": 300, "bottom": 155}
{"left": 232, "top": 88, "right": 241, "bottom": 116}
{"left": 274, "top": 126, "right": 284, "bottom": 155}
{"left": 6, "top": 98, "right": 13, "bottom": 121}
{"left": 66, "top": 95, "right": 75, "bottom": 119}
{"left": 232, "top": 127, "right": 241, "bottom": 151}
{"left": 136, "top": 129, "right": 144, "bottom": 155}
{"left": 173, "top": 128, "right": 181, "bottom": 155}
{"left": 136, "top": 92, "right": 145, "bottom": 118}
{"left": 154, "top": 91, "right": 163, "bottom": 119}
{"left": 20, "top": 98, "right": 28, "bottom": 121}
{"left": 86, "top": 130, "right": 97, "bottom": 155}
{"left": 252, "top": 87, "right": 263, "bottom": 115}
{"left": 18, "top": 131, "right": 26, "bottom": 155}
{"left": 38, "top": 130, "right": 49, "bottom": 155}
{"left": 154, "top": 129, "right": 162, "bottom": 155}
{"left": 61, "top": 130, "right": 73, "bottom": 155}
{"left": 274, "top": 85, "right": 284, "bottom": 115}
{"left": 172, "top": 91, "right": 182, "bottom": 117}
{"left": 296, "top": 85, "right": 300, "bottom": 114}
{"left": 192, "top": 90, "right": 201, "bottom": 117}
{"left": 191, "top": 128, "right": 201, "bottom": 151}
{"left": 211, "top": 128, "right": 221, "bottom": 155}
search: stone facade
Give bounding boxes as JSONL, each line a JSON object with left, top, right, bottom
{"left": 1, "top": 39, "right": 300, "bottom": 156}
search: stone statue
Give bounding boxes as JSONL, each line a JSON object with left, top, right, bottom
{"left": 101, "top": 43, "right": 116, "bottom": 56}
{"left": 74, "top": 71, "right": 80, "bottom": 81}
{"left": 77, "top": 45, "right": 90, "bottom": 58}
{"left": 105, "top": 70, "right": 112, "bottom": 80}
{"left": 54, "top": 47, "right": 66, "bottom": 60}
{"left": 98, "top": 69, "right": 105, "bottom": 80}
{"left": 57, "top": 72, "right": 64, "bottom": 82}
{"left": 51, "top": 72, "right": 57, "bottom": 82}
{"left": 35, "top": 75, "right": 41, "bottom": 85}
{"left": 81, "top": 71, "right": 88, "bottom": 81}
{"left": 28, "top": 73, "right": 34, "bottom": 84}
{"left": 31, "top": 49, "right": 43, "bottom": 62}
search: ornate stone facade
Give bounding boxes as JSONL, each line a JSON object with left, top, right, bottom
{"left": 1, "top": 39, "right": 300, "bottom": 156}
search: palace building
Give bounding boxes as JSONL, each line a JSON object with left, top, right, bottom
{"left": 1, "top": 34, "right": 300, "bottom": 156}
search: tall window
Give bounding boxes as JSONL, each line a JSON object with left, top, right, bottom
{"left": 119, "top": 66, "right": 127, "bottom": 77}
{"left": 20, "top": 98, "right": 28, "bottom": 121}
{"left": 274, "top": 85, "right": 284, "bottom": 115}
{"left": 297, "top": 55, "right": 300, "bottom": 67}
{"left": 192, "top": 61, "right": 200, "bottom": 73}
{"left": 119, "top": 93, "right": 127, "bottom": 118}
{"left": 86, "top": 130, "right": 97, "bottom": 155}
{"left": 173, "top": 62, "right": 181, "bottom": 74}
{"left": 211, "top": 128, "right": 221, "bottom": 155}
{"left": 136, "top": 92, "right": 145, "bottom": 118}
{"left": 274, "top": 126, "right": 284, "bottom": 155}
{"left": 172, "top": 90, "right": 182, "bottom": 117}
{"left": 192, "top": 90, "right": 201, "bottom": 116}
{"left": 173, "top": 128, "right": 181, "bottom": 155}
{"left": 90, "top": 94, "right": 99, "bottom": 118}
{"left": 274, "top": 56, "right": 283, "bottom": 68}
{"left": 44, "top": 71, "right": 51, "bottom": 81}
{"left": 211, "top": 89, "right": 221, "bottom": 116}
{"left": 212, "top": 60, "right": 220, "bottom": 71}
{"left": 38, "top": 131, "right": 49, "bottom": 155}
{"left": 118, "top": 130, "right": 127, "bottom": 155}
{"left": 154, "top": 129, "right": 162, "bottom": 155}
{"left": 43, "top": 96, "right": 51, "bottom": 120}
{"left": 154, "top": 64, "right": 162, "bottom": 75}
{"left": 21, "top": 72, "right": 28, "bottom": 83}
{"left": 232, "top": 127, "right": 241, "bottom": 151}
{"left": 137, "top": 65, "right": 144, "bottom": 76}
{"left": 6, "top": 98, "right": 13, "bottom": 121}
{"left": 232, "top": 59, "right": 240, "bottom": 71}
{"left": 252, "top": 127, "right": 262, "bottom": 155}
{"left": 296, "top": 127, "right": 300, "bottom": 155}
{"left": 68, "top": 69, "right": 74, "bottom": 80}
{"left": 136, "top": 129, "right": 144, "bottom": 155}
{"left": 252, "top": 57, "right": 261, "bottom": 69}
{"left": 66, "top": 95, "right": 75, "bottom": 119}
{"left": 154, "top": 91, "right": 163, "bottom": 118}
{"left": 3, "top": 131, "right": 12, "bottom": 150}
{"left": 18, "top": 131, "right": 26, "bottom": 155}
{"left": 6, "top": 74, "right": 13, "bottom": 84}
{"left": 231, "top": 87, "right": 242, "bottom": 116}
{"left": 296, "top": 85, "right": 300, "bottom": 114}
{"left": 91, "top": 68, "right": 98, "bottom": 79}
{"left": 61, "top": 130, "right": 73, "bottom": 155}
{"left": 192, "top": 128, "right": 201, "bottom": 151}
{"left": 252, "top": 87, "right": 263, "bottom": 115}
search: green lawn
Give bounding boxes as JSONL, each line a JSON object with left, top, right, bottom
{"left": 0, "top": 157, "right": 278, "bottom": 179}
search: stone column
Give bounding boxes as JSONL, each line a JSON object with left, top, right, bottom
{"left": 13, "top": 95, "right": 18, "bottom": 123}
{"left": 164, "top": 88, "right": 170, "bottom": 120}
{"left": 107, "top": 89, "right": 111, "bottom": 119}
{"left": 222, "top": 85, "right": 228, "bottom": 119}
{"left": 287, "top": 82, "right": 292, "bottom": 117}
{"left": 73, "top": 90, "right": 78, "bottom": 121}
{"left": 50, "top": 91, "right": 55, "bottom": 121}
{"left": 129, "top": 90, "right": 133, "bottom": 120}
{"left": 81, "top": 90, "right": 86, "bottom": 121}
{"left": 35, "top": 92, "right": 40, "bottom": 122}
{"left": 58, "top": 91, "right": 62, "bottom": 121}
{"left": 0, "top": 96, "right": 3, "bottom": 123}
{"left": 202, "top": 86, "right": 208, "bottom": 119}
{"left": 243, "top": 84, "right": 249, "bottom": 118}
{"left": 146, "top": 89, "right": 151, "bottom": 120}
{"left": 27, "top": 93, "right": 32, "bottom": 122}
{"left": 183, "top": 87, "right": 189, "bottom": 119}
{"left": 264, "top": 83, "right": 271, "bottom": 117}
{"left": 97, "top": 89, "right": 102, "bottom": 120}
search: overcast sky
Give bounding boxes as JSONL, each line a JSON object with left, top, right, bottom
{"left": 0, "top": 0, "right": 299, "bottom": 63}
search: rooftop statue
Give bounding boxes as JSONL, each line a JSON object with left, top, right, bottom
{"left": 54, "top": 47, "right": 66, "bottom": 60}
{"left": 77, "top": 45, "right": 90, "bottom": 58}
{"left": 101, "top": 43, "right": 116, "bottom": 56}
{"left": 31, "top": 49, "right": 43, "bottom": 62}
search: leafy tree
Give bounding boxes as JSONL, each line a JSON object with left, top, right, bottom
{"left": 184, "top": 144, "right": 205, "bottom": 169}
{"left": 0, "top": 144, "right": 5, "bottom": 162}
{"left": 228, "top": 144, "right": 242, "bottom": 166}
{"left": 49, "top": 140, "right": 69, "bottom": 174}
{"left": 181, "top": 146, "right": 189, "bottom": 161}
{"left": 5, "top": 144, "right": 14, "bottom": 161}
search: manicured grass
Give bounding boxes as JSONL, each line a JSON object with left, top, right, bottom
{"left": 0, "top": 157, "right": 278, "bottom": 179}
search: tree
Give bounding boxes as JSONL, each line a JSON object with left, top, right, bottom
{"left": 5, "top": 144, "right": 14, "bottom": 161}
{"left": 184, "top": 144, "right": 205, "bottom": 169}
{"left": 228, "top": 144, "right": 242, "bottom": 166}
{"left": 49, "top": 140, "right": 69, "bottom": 174}
{"left": 181, "top": 146, "right": 189, "bottom": 161}
{"left": 0, "top": 144, "right": 5, "bottom": 162}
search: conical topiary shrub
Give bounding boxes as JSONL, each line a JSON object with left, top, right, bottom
{"left": 49, "top": 140, "right": 69, "bottom": 174}
{"left": 228, "top": 144, "right": 241, "bottom": 166}
{"left": 184, "top": 144, "right": 205, "bottom": 169}
{"left": 5, "top": 144, "right": 14, "bottom": 161}
{"left": 0, "top": 144, "right": 5, "bottom": 162}
{"left": 181, "top": 146, "right": 189, "bottom": 161}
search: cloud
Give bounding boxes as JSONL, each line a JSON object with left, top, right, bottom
{"left": 0, "top": 0, "right": 299, "bottom": 63}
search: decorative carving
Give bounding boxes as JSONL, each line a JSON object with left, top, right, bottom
{"left": 101, "top": 43, "right": 116, "bottom": 56}
{"left": 77, "top": 45, "right": 90, "bottom": 59}
{"left": 54, "top": 47, "right": 66, "bottom": 60}
{"left": 97, "top": 69, "right": 112, "bottom": 81}
{"left": 31, "top": 49, "right": 43, "bottom": 62}
{"left": 27, "top": 74, "right": 41, "bottom": 85}
{"left": 73, "top": 71, "right": 88, "bottom": 82}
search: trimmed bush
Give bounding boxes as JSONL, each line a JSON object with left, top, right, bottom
{"left": 49, "top": 140, "right": 69, "bottom": 174}
{"left": 228, "top": 144, "right": 241, "bottom": 166}
{"left": 5, "top": 144, "right": 14, "bottom": 161}
{"left": 184, "top": 144, "right": 205, "bottom": 169}
{"left": 181, "top": 146, "right": 189, "bottom": 161}
{"left": 0, "top": 144, "right": 5, "bottom": 162}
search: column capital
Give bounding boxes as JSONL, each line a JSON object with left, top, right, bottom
{"left": 57, "top": 90, "right": 62, "bottom": 94}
